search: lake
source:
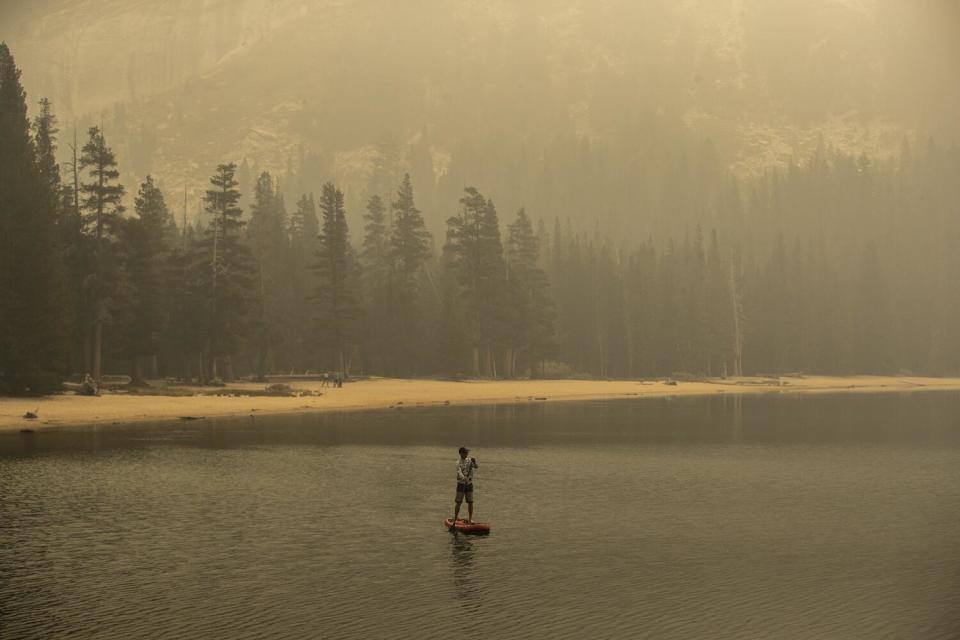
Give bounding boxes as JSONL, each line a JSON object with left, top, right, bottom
{"left": 1, "top": 393, "right": 958, "bottom": 639}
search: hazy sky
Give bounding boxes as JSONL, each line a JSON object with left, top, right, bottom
{"left": 2, "top": 0, "right": 958, "bottom": 223}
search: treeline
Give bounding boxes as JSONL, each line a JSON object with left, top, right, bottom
{"left": 0, "top": 44, "right": 553, "bottom": 392}
{"left": 547, "top": 140, "right": 960, "bottom": 378}
{"left": 3, "top": 43, "right": 960, "bottom": 395}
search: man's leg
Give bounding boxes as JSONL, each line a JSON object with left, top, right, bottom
{"left": 467, "top": 493, "right": 474, "bottom": 523}
{"left": 453, "top": 494, "right": 463, "bottom": 526}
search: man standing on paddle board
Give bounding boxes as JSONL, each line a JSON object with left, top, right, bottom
{"left": 453, "top": 446, "right": 479, "bottom": 525}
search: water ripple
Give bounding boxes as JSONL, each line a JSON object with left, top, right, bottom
{"left": 1, "top": 398, "right": 959, "bottom": 639}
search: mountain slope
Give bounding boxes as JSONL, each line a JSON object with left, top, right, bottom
{"left": 4, "top": 0, "right": 958, "bottom": 226}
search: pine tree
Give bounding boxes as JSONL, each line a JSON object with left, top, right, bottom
{"left": 506, "top": 208, "right": 555, "bottom": 377}
{"left": 33, "top": 98, "right": 61, "bottom": 219}
{"left": 436, "top": 243, "right": 468, "bottom": 375}
{"left": 247, "top": 172, "right": 291, "bottom": 380}
{"left": 854, "top": 241, "right": 889, "bottom": 373}
{"left": 687, "top": 227, "right": 710, "bottom": 374}
{"left": 60, "top": 129, "right": 87, "bottom": 375}
{"left": 33, "top": 97, "right": 72, "bottom": 381}
{"left": 0, "top": 43, "right": 68, "bottom": 394}
{"left": 391, "top": 174, "right": 432, "bottom": 277}
{"left": 362, "top": 195, "right": 391, "bottom": 282}
{"left": 79, "top": 126, "right": 126, "bottom": 383}
{"left": 36, "top": 103, "right": 87, "bottom": 379}
{"left": 390, "top": 174, "right": 432, "bottom": 374}
{"left": 291, "top": 194, "right": 319, "bottom": 255}
{"left": 165, "top": 222, "right": 205, "bottom": 381}
{"left": 444, "top": 187, "right": 508, "bottom": 376}
{"left": 312, "top": 182, "right": 359, "bottom": 378}
{"left": 120, "top": 176, "right": 176, "bottom": 384}
{"left": 360, "top": 194, "right": 393, "bottom": 373}
{"left": 80, "top": 127, "right": 125, "bottom": 243}
{"left": 627, "top": 242, "right": 659, "bottom": 377}
{"left": 195, "top": 162, "right": 252, "bottom": 382}
{"left": 289, "top": 193, "right": 319, "bottom": 371}
{"left": 444, "top": 188, "right": 484, "bottom": 376}
{"left": 588, "top": 239, "right": 623, "bottom": 378}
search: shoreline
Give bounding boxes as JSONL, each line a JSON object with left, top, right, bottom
{"left": 2, "top": 375, "right": 960, "bottom": 432}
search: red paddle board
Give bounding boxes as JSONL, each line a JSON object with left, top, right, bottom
{"left": 444, "top": 518, "right": 490, "bottom": 534}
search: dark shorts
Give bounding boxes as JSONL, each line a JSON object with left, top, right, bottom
{"left": 455, "top": 483, "right": 474, "bottom": 503}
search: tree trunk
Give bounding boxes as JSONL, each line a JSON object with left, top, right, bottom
{"left": 92, "top": 314, "right": 103, "bottom": 384}
{"left": 256, "top": 340, "right": 267, "bottom": 382}
{"left": 594, "top": 281, "right": 605, "bottom": 378}
{"left": 83, "top": 319, "right": 92, "bottom": 376}
{"left": 206, "top": 351, "right": 218, "bottom": 383}
{"left": 471, "top": 346, "right": 480, "bottom": 378}
{"left": 623, "top": 274, "right": 634, "bottom": 378}
{"left": 256, "top": 259, "right": 267, "bottom": 382}
{"left": 729, "top": 263, "right": 743, "bottom": 377}
{"left": 130, "top": 357, "right": 145, "bottom": 387}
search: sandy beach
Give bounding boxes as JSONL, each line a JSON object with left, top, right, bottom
{"left": 2, "top": 375, "right": 960, "bottom": 432}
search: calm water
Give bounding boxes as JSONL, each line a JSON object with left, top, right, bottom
{"left": 1, "top": 393, "right": 959, "bottom": 639}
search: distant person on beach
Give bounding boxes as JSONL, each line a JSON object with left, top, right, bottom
{"left": 80, "top": 373, "right": 99, "bottom": 396}
{"left": 452, "top": 446, "right": 479, "bottom": 525}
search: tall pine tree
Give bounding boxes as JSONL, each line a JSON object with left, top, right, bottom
{"left": 360, "top": 194, "right": 393, "bottom": 373}
{"left": 195, "top": 163, "right": 252, "bottom": 382}
{"left": 0, "top": 44, "right": 68, "bottom": 394}
{"left": 247, "top": 171, "right": 291, "bottom": 380}
{"left": 444, "top": 187, "right": 508, "bottom": 376}
{"left": 120, "top": 176, "right": 176, "bottom": 384}
{"left": 79, "top": 126, "right": 126, "bottom": 383}
{"left": 289, "top": 193, "right": 319, "bottom": 371}
{"left": 165, "top": 221, "right": 205, "bottom": 380}
{"left": 312, "top": 182, "right": 359, "bottom": 378}
{"left": 505, "top": 208, "right": 555, "bottom": 377}
{"left": 33, "top": 98, "right": 61, "bottom": 222}
{"left": 390, "top": 174, "right": 432, "bottom": 374}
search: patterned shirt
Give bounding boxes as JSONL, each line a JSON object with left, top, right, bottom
{"left": 456, "top": 457, "right": 475, "bottom": 484}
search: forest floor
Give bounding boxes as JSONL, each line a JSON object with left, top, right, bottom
{"left": 2, "top": 375, "right": 960, "bottom": 432}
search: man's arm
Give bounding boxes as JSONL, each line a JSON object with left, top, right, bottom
{"left": 457, "top": 460, "right": 466, "bottom": 482}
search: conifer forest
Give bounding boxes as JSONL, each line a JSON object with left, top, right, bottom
{"left": 1, "top": 0, "right": 959, "bottom": 395}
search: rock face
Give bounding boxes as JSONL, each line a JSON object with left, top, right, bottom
{"left": 9, "top": 0, "right": 294, "bottom": 117}
{"left": 4, "top": 1, "right": 958, "bottom": 227}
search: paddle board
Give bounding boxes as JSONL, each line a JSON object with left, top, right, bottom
{"left": 444, "top": 518, "right": 491, "bottom": 534}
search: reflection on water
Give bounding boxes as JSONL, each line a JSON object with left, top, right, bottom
{"left": 730, "top": 394, "right": 743, "bottom": 443}
{"left": 450, "top": 533, "right": 481, "bottom": 613}
{"left": 1, "top": 392, "right": 959, "bottom": 639}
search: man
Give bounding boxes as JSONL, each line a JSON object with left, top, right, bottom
{"left": 452, "top": 446, "right": 479, "bottom": 525}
